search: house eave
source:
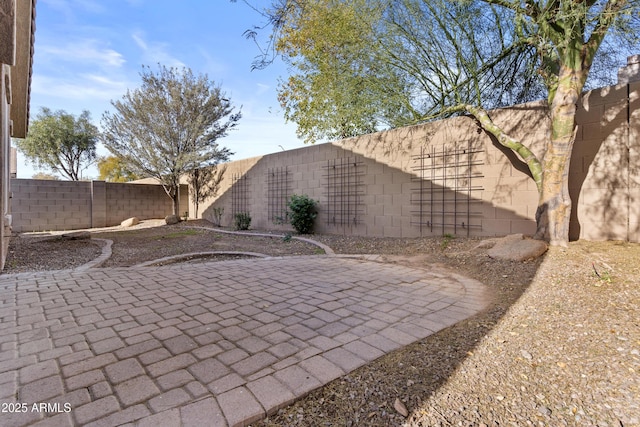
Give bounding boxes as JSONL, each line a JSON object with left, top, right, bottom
{"left": 11, "top": 0, "right": 35, "bottom": 139}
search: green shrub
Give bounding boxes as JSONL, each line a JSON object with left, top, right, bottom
{"left": 441, "top": 233, "right": 454, "bottom": 250}
{"left": 234, "top": 212, "right": 251, "bottom": 230}
{"left": 288, "top": 194, "right": 318, "bottom": 234}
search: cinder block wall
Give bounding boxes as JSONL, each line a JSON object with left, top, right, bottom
{"left": 105, "top": 182, "right": 188, "bottom": 226}
{"left": 199, "top": 82, "right": 639, "bottom": 242}
{"left": 11, "top": 179, "right": 92, "bottom": 232}
{"left": 199, "top": 117, "right": 546, "bottom": 238}
{"left": 10, "top": 180, "right": 188, "bottom": 232}
{"left": 571, "top": 82, "right": 640, "bottom": 241}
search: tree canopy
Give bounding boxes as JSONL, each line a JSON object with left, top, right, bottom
{"left": 31, "top": 172, "right": 60, "bottom": 180}
{"left": 245, "top": 0, "right": 640, "bottom": 244}
{"left": 101, "top": 65, "right": 240, "bottom": 216}
{"left": 15, "top": 108, "right": 98, "bottom": 181}
{"left": 97, "top": 156, "right": 140, "bottom": 182}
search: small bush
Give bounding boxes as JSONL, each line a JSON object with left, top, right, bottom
{"left": 288, "top": 194, "right": 318, "bottom": 234}
{"left": 234, "top": 212, "right": 251, "bottom": 230}
{"left": 441, "top": 233, "right": 454, "bottom": 250}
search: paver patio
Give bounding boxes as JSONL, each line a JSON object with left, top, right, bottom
{"left": 0, "top": 255, "right": 487, "bottom": 427}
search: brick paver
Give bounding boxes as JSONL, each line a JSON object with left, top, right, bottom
{"left": 0, "top": 256, "right": 487, "bottom": 426}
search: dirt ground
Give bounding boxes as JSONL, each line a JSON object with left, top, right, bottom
{"left": 3, "top": 220, "right": 639, "bottom": 426}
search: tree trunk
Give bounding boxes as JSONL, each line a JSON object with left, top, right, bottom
{"left": 534, "top": 65, "right": 583, "bottom": 246}
{"left": 172, "top": 186, "right": 180, "bottom": 217}
{"left": 162, "top": 181, "right": 181, "bottom": 219}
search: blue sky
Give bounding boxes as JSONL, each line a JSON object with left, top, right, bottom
{"left": 17, "top": 0, "right": 304, "bottom": 179}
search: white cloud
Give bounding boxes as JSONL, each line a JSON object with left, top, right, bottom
{"left": 83, "top": 74, "right": 126, "bottom": 87}
{"left": 131, "top": 31, "right": 186, "bottom": 68}
{"left": 196, "top": 48, "right": 229, "bottom": 76}
{"left": 32, "top": 74, "right": 129, "bottom": 102}
{"left": 38, "top": 39, "right": 126, "bottom": 69}
{"left": 132, "top": 32, "right": 148, "bottom": 51}
{"left": 41, "top": 0, "right": 107, "bottom": 20}
{"left": 256, "top": 83, "right": 270, "bottom": 95}
{"left": 32, "top": 36, "right": 130, "bottom": 107}
{"left": 72, "top": 0, "right": 106, "bottom": 14}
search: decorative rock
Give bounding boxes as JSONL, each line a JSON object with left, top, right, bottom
{"left": 120, "top": 217, "right": 140, "bottom": 227}
{"left": 60, "top": 231, "right": 91, "bottom": 240}
{"left": 537, "top": 405, "right": 552, "bottom": 416}
{"left": 487, "top": 234, "right": 547, "bottom": 261}
{"left": 394, "top": 398, "right": 409, "bottom": 417}
{"left": 165, "top": 214, "right": 181, "bottom": 225}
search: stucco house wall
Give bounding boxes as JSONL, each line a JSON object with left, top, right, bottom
{"left": 0, "top": 0, "right": 35, "bottom": 270}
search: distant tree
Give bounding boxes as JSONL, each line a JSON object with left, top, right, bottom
{"left": 15, "top": 108, "right": 98, "bottom": 181}
{"left": 101, "top": 65, "right": 240, "bottom": 216}
{"left": 97, "top": 155, "right": 140, "bottom": 182}
{"left": 31, "top": 172, "right": 60, "bottom": 180}
{"left": 267, "top": 0, "right": 403, "bottom": 143}
{"left": 187, "top": 164, "right": 227, "bottom": 218}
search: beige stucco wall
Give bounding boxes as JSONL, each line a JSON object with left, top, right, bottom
{"left": 199, "top": 83, "right": 638, "bottom": 242}
{"left": 571, "top": 82, "right": 640, "bottom": 241}
{"left": 1, "top": 0, "right": 35, "bottom": 270}
{"left": 1, "top": 64, "right": 11, "bottom": 269}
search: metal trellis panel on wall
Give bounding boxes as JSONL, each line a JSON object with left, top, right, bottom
{"left": 231, "top": 173, "right": 250, "bottom": 215}
{"left": 324, "top": 157, "right": 365, "bottom": 228}
{"left": 411, "top": 141, "right": 484, "bottom": 236}
{"left": 267, "top": 167, "right": 291, "bottom": 223}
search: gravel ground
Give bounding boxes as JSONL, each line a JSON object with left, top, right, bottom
{"left": 3, "top": 220, "right": 639, "bottom": 426}
{"left": 94, "top": 221, "right": 324, "bottom": 267}
{"left": 4, "top": 235, "right": 103, "bottom": 273}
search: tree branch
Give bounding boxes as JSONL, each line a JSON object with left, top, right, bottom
{"left": 584, "top": 0, "right": 629, "bottom": 67}
{"left": 420, "top": 103, "right": 543, "bottom": 191}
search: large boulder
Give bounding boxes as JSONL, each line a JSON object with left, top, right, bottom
{"left": 165, "top": 214, "right": 181, "bottom": 225}
{"left": 487, "top": 234, "right": 548, "bottom": 261}
{"left": 473, "top": 238, "right": 498, "bottom": 250}
{"left": 120, "top": 217, "right": 140, "bottom": 227}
